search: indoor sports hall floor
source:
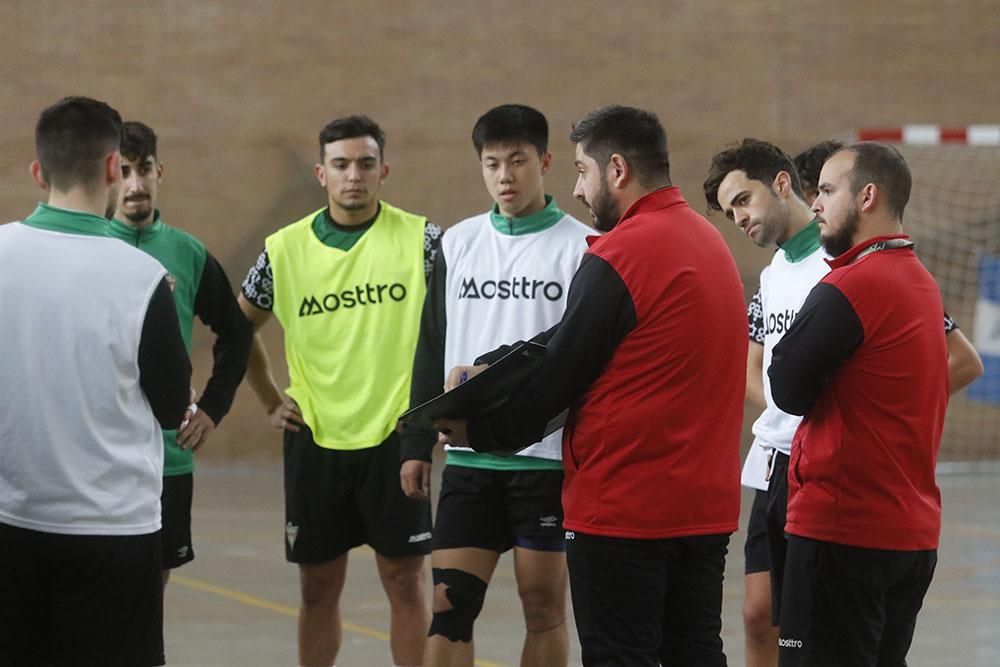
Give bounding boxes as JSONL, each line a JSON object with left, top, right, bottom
{"left": 164, "top": 461, "right": 1000, "bottom": 666}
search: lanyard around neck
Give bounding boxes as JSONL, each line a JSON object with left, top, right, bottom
{"left": 852, "top": 238, "right": 914, "bottom": 263}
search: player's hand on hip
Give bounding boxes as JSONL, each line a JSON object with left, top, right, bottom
{"left": 400, "top": 460, "right": 432, "bottom": 500}
{"left": 268, "top": 398, "right": 303, "bottom": 432}
{"left": 434, "top": 418, "right": 469, "bottom": 446}
{"left": 178, "top": 406, "right": 216, "bottom": 451}
{"left": 443, "top": 364, "right": 488, "bottom": 392}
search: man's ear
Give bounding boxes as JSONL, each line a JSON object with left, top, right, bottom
{"left": 772, "top": 170, "right": 793, "bottom": 198}
{"left": 29, "top": 160, "right": 47, "bottom": 191}
{"left": 314, "top": 163, "right": 326, "bottom": 188}
{"left": 105, "top": 152, "right": 121, "bottom": 187}
{"left": 859, "top": 183, "right": 878, "bottom": 213}
{"left": 608, "top": 153, "right": 630, "bottom": 189}
{"left": 540, "top": 150, "right": 552, "bottom": 175}
{"left": 379, "top": 162, "right": 390, "bottom": 184}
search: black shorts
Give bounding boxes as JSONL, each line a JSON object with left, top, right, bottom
{"left": 766, "top": 450, "right": 790, "bottom": 625}
{"left": 161, "top": 472, "right": 195, "bottom": 569}
{"left": 744, "top": 488, "right": 770, "bottom": 574}
{"left": 284, "top": 426, "right": 432, "bottom": 563}
{"left": 779, "top": 535, "right": 937, "bottom": 666}
{"left": 566, "top": 530, "right": 730, "bottom": 667}
{"left": 0, "top": 521, "right": 164, "bottom": 667}
{"left": 432, "top": 464, "right": 565, "bottom": 553}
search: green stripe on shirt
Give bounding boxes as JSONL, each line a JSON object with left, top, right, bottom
{"left": 446, "top": 449, "right": 562, "bottom": 471}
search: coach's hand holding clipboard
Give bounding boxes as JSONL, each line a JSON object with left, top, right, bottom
{"left": 445, "top": 364, "right": 488, "bottom": 392}
{"left": 398, "top": 341, "right": 553, "bottom": 447}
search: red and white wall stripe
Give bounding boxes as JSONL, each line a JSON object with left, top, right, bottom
{"left": 855, "top": 125, "right": 1000, "bottom": 145}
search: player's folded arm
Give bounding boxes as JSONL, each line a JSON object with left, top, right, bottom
{"left": 768, "top": 282, "right": 864, "bottom": 416}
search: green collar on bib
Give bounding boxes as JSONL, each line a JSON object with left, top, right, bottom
{"left": 22, "top": 203, "right": 110, "bottom": 237}
{"left": 780, "top": 218, "right": 822, "bottom": 263}
{"left": 312, "top": 205, "right": 379, "bottom": 251}
{"left": 489, "top": 195, "right": 563, "bottom": 236}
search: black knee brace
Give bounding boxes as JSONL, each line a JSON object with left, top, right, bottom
{"left": 428, "top": 568, "right": 488, "bottom": 643}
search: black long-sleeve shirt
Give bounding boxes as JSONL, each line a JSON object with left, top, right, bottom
{"left": 190, "top": 253, "right": 253, "bottom": 424}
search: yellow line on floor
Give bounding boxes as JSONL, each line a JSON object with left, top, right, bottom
{"left": 172, "top": 574, "right": 507, "bottom": 667}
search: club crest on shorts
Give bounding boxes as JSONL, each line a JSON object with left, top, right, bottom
{"left": 285, "top": 522, "right": 299, "bottom": 550}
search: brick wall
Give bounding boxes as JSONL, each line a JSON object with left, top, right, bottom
{"left": 3, "top": 1, "right": 997, "bottom": 459}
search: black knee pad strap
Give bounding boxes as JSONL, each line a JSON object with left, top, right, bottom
{"left": 428, "top": 568, "right": 488, "bottom": 643}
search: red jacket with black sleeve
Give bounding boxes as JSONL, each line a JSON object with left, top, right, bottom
{"left": 769, "top": 235, "right": 948, "bottom": 551}
{"left": 467, "top": 187, "right": 747, "bottom": 539}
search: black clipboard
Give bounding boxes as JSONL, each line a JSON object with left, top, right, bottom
{"left": 399, "top": 341, "right": 549, "bottom": 430}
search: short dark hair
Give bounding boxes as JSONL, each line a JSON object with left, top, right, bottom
{"left": 569, "top": 105, "right": 670, "bottom": 188}
{"left": 318, "top": 115, "right": 385, "bottom": 161}
{"left": 471, "top": 104, "right": 548, "bottom": 156}
{"left": 703, "top": 138, "right": 803, "bottom": 211}
{"left": 35, "top": 96, "right": 122, "bottom": 192}
{"left": 793, "top": 140, "right": 843, "bottom": 195}
{"left": 121, "top": 121, "right": 158, "bottom": 164}
{"left": 840, "top": 142, "right": 912, "bottom": 220}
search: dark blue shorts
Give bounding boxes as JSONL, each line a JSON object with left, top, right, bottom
{"left": 432, "top": 464, "right": 565, "bottom": 553}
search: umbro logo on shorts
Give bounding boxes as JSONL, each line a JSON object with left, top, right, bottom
{"left": 285, "top": 522, "right": 299, "bottom": 550}
{"left": 778, "top": 637, "right": 804, "bottom": 648}
{"left": 539, "top": 515, "right": 558, "bottom": 528}
{"left": 408, "top": 531, "right": 432, "bottom": 543}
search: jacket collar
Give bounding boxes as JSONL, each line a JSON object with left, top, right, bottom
{"left": 826, "top": 234, "right": 912, "bottom": 269}
{"left": 585, "top": 187, "right": 684, "bottom": 247}
{"left": 108, "top": 210, "right": 164, "bottom": 240}
{"left": 619, "top": 186, "right": 685, "bottom": 224}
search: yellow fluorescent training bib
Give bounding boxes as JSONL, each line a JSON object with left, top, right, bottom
{"left": 267, "top": 202, "right": 427, "bottom": 449}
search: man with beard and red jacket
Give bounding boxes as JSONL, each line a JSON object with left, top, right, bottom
{"left": 435, "top": 105, "right": 747, "bottom": 667}
{"left": 769, "top": 142, "right": 950, "bottom": 666}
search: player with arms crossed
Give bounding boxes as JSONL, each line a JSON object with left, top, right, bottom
{"left": 703, "top": 138, "right": 982, "bottom": 667}
{"left": 769, "top": 142, "right": 975, "bottom": 665}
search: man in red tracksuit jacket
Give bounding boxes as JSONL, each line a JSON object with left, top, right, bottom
{"left": 769, "top": 143, "right": 949, "bottom": 667}
{"left": 436, "top": 105, "right": 748, "bottom": 667}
